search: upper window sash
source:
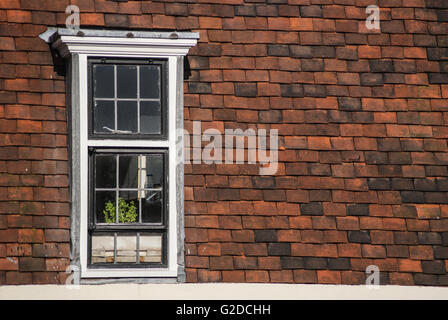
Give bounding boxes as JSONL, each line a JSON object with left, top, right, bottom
{"left": 88, "top": 58, "right": 168, "bottom": 140}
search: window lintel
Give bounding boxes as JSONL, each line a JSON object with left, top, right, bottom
{"left": 39, "top": 27, "right": 199, "bottom": 58}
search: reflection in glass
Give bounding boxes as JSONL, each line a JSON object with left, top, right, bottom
{"left": 95, "top": 155, "right": 116, "bottom": 188}
{"left": 140, "top": 101, "right": 161, "bottom": 134}
{"left": 93, "top": 65, "right": 114, "bottom": 98}
{"left": 117, "top": 101, "right": 137, "bottom": 133}
{"left": 142, "top": 191, "right": 162, "bottom": 223}
{"left": 91, "top": 234, "right": 114, "bottom": 264}
{"left": 145, "top": 154, "right": 164, "bottom": 188}
{"left": 94, "top": 100, "right": 115, "bottom": 133}
{"left": 119, "top": 155, "right": 138, "bottom": 188}
{"left": 140, "top": 66, "right": 160, "bottom": 99}
{"left": 119, "top": 154, "right": 164, "bottom": 189}
{"left": 117, "top": 65, "right": 137, "bottom": 98}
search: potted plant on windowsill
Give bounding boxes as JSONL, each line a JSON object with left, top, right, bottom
{"left": 103, "top": 197, "right": 138, "bottom": 223}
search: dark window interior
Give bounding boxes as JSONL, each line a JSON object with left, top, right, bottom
{"left": 89, "top": 58, "right": 166, "bottom": 139}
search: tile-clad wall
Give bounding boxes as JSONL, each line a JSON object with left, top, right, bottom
{"left": 0, "top": 0, "right": 447, "bottom": 285}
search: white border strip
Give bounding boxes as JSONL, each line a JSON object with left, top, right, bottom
{"left": 0, "top": 284, "right": 448, "bottom": 300}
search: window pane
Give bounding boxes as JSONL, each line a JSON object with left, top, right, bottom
{"left": 116, "top": 235, "right": 137, "bottom": 263}
{"left": 117, "top": 101, "right": 137, "bottom": 133}
{"left": 117, "top": 65, "right": 137, "bottom": 98}
{"left": 93, "top": 65, "right": 114, "bottom": 98}
{"left": 118, "top": 191, "right": 139, "bottom": 224}
{"left": 141, "top": 191, "right": 162, "bottom": 223}
{"left": 90, "top": 61, "right": 166, "bottom": 137}
{"left": 91, "top": 234, "right": 114, "bottom": 264}
{"left": 140, "top": 65, "right": 160, "bottom": 99}
{"left": 139, "top": 234, "right": 162, "bottom": 263}
{"left": 93, "top": 100, "right": 115, "bottom": 133}
{"left": 119, "top": 155, "right": 138, "bottom": 188}
{"left": 119, "top": 154, "right": 164, "bottom": 188}
{"left": 140, "top": 101, "right": 161, "bottom": 134}
{"left": 96, "top": 191, "right": 116, "bottom": 223}
{"left": 95, "top": 155, "right": 116, "bottom": 188}
{"left": 142, "top": 154, "right": 164, "bottom": 188}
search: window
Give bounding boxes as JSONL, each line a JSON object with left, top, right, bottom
{"left": 88, "top": 59, "right": 168, "bottom": 269}
{"left": 41, "top": 28, "right": 198, "bottom": 280}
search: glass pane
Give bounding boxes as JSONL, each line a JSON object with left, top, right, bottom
{"left": 95, "top": 155, "right": 116, "bottom": 188}
{"left": 139, "top": 234, "right": 162, "bottom": 263}
{"left": 140, "top": 101, "right": 161, "bottom": 134}
{"left": 140, "top": 65, "right": 160, "bottom": 99}
{"left": 117, "top": 65, "right": 137, "bottom": 98}
{"left": 117, "top": 101, "right": 137, "bottom": 133}
{"left": 96, "top": 191, "right": 116, "bottom": 223}
{"left": 119, "top": 155, "right": 138, "bottom": 188}
{"left": 93, "top": 65, "right": 114, "bottom": 98}
{"left": 145, "top": 154, "right": 164, "bottom": 188}
{"left": 118, "top": 191, "right": 139, "bottom": 224}
{"left": 116, "top": 235, "right": 137, "bottom": 263}
{"left": 93, "top": 100, "right": 115, "bottom": 133}
{"left": 141, "top": 191, "right": 162, "bottom": 223}
{"left": 91, "top": 234, "right": 114, "bottom": 264}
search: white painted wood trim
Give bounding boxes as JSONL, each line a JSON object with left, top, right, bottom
{"left": 79, "top": 54, "right": 89, "bottom": 276}
{"left": 53, "top": 36, "right": 198, "bottom": 58}
{"left": 167, "top": 57, "right": 178, "bottom": 274}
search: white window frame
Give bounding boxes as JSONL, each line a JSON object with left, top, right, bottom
{"left": 42, "top": 28, "right": 198, "bottom": 279}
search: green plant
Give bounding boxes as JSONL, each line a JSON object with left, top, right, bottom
{"left": 103, "top": 197, "right": 138, "bottom": 223}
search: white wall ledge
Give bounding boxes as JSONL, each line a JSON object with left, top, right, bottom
{"left": 39, "top": 27, "right": 199, "bottom": 57}
{"left": 1, "top": 283, "right": 448, "bottom": 300}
